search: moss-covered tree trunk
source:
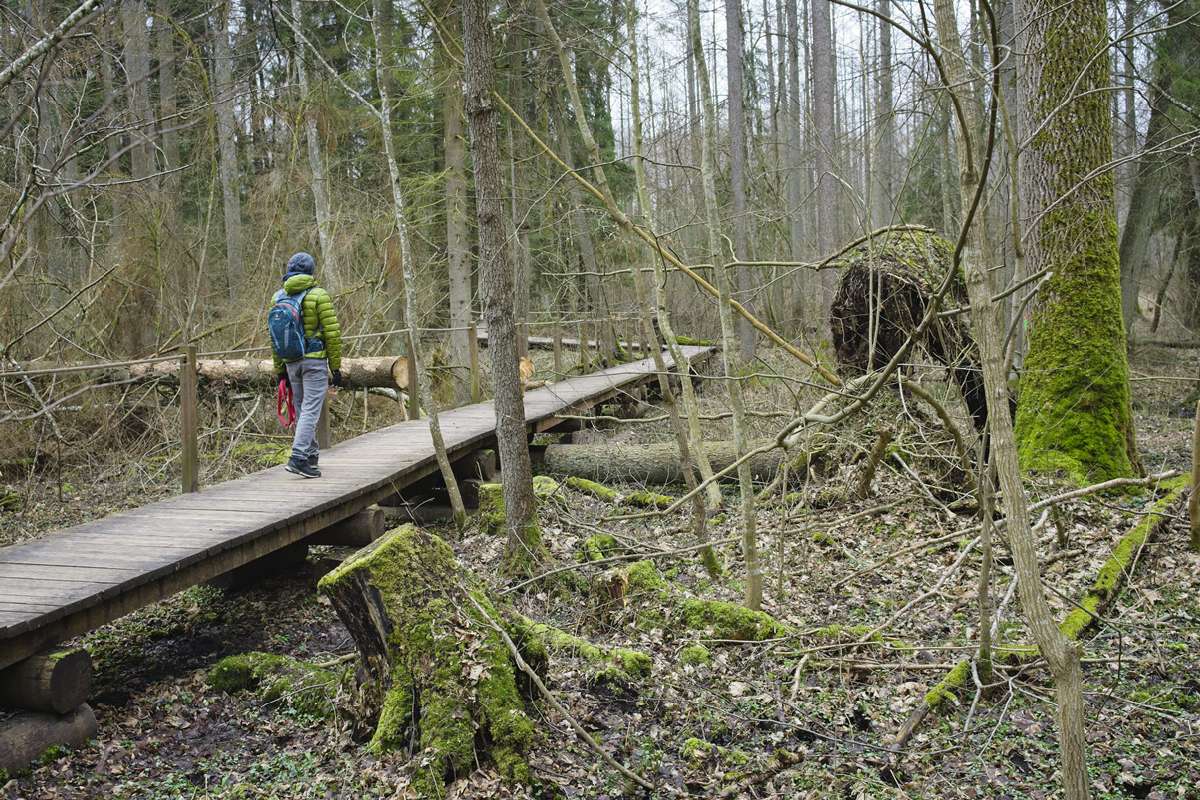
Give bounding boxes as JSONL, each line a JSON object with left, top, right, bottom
{"left": 1013, "top": 0, "right": 1140, "bottom": 482}
{"left": 318, "top": 525, "right": 543, "bottom": 795}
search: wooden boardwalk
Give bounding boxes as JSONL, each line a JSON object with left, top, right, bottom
{"left": 0, "top": 347, "right": 712, "bottom": 670}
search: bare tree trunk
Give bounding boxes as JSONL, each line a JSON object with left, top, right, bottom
{"left": 290, "top": 0, "right": 336, "bottom": 287}
{"left": 212, "top": 0, "right": 243, "bottom": 299}
{"left": 462, "top": 0, "right": 542, "bottom": 575}
{"left": 1119, "top": 73, "right": 1173, "bottom": 334}
{"left": 121, "top": 0, "right": 153, "bottom": 181}
{"left": 933, "top": 0, "right": 1091, "bottom": 795}
{"left": 440, "top": 1, "right": 472, "bottom": 405}
{"left": 810, "top": 0, "right": 834, "bottom": 254}
{"left": 506, "top": 27, "right": 532, "bottom": 360}
{"left": 785, "top": 0, "right": 804, "bottom": 271}
{"left": 155, "top": 0, "right": 179, "bottom": 193}
{"left": 535, "top": 2, "right": 623, "bottom": 363}
{"left": 371, "top": 0, "right": 467, "bottom": 529}
{"left": 629, "top": 1, "right": 720, "bottom": 573}
{"left": 871, "top": 0, "right": 894, "bottom": 226}
{"left": 726, "top": 0, "right": 755, "bottom": 361}
{"left": 690, "top": 0, "right": 762, "bottom": 610}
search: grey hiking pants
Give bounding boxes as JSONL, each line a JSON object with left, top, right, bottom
{"left": 285, "top": 358, "right": 329, "bottom": 462}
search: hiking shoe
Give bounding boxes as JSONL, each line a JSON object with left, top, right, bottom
{"left": 308, "top": 454, "right": 319, "bottom": 468}
{"left": 285, "top": 456, "right": 320, "bottom": 478}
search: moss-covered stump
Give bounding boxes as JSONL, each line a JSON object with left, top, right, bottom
{"left": 316, "top": 525, "right": 543, "bottom": 794}
{"left": 829, "top": 230, "right": 990, "bottom": 430}
{"left": 207, "top": 652, "right": 341, "bottom": 721}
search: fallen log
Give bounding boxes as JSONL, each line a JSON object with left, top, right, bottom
{"left": 537, "top": 440, "right": 818, "bottom": 486}
{"left": 317, "top": 525, "right": 547, "bottom": 795}
{"left": 16, "top": 357, "right": 410, "bottom": 390}
{"left": 0, "top": 648, "right": 92, "bottom": 714}
{"left": 0, "top": 704, "right": 97, "bottom": 772}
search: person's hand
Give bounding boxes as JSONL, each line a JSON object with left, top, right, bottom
{"left": 331, "top": 369, "right": 344, "bottom": 388}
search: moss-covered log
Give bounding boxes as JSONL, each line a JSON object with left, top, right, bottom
{"left": 540, "top": 440, "right": 816, "bottom": 486}
{"left": 829, "top": 230, "right": 990, "bottom": 430}
{"left": 316, "top": 525, "right": 544, "bottom": 794}
{"left": 920, "top": 480, "right": 1186, "bottom": 714}
{"left": 617, "top": 560, "right": 787, "bottom": 641}
{"left": 512, "top": 616, "right": 651, "bottom": 689}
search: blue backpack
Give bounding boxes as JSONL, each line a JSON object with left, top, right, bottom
{"left": 268, "top": 288, "right": 312, "bottom": 360}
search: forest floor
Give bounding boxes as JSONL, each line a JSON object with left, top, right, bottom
{"left": 2, "top": 344, "right": 1200, "bottom": 799}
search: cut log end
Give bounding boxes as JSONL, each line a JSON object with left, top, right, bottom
{"left": 0, "top": 648, "right": 93, "bottom": 715}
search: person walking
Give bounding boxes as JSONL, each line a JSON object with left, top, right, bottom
{"left": 269, "top": 252, "right": 343, "bottom": 478}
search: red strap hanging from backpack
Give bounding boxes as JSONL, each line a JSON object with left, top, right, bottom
{"left": 277, "top": 378, "right": 296, "bottom": 429}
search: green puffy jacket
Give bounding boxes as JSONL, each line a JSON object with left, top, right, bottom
{"left": 270, "top": 274, "right": 342, "bottom": 372}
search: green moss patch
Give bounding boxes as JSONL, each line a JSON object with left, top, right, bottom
{"left": 579, "top": 533, "right": 621, "bottom": 563}
{"left": 478, "top": 483, "right": 507, "bottom": 534}
{"left": 622, "top": 490, "right": 677, "bottom": 509}
{"left": 680, "top": 598, "right": 787, "bottom": 642}
{"left": 565, "top": 476, "right": 619, "bottom": 503}
{"left": 519, "top": 617, "right": 651, "bottom": 688}
{"left": 208, "top": 652, "right": 341, "bottom": 721}
{"left": 924, "top": 659, "right": 973, "bottom": 710}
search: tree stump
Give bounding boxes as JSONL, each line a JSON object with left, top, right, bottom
{"left": 317, "top": 525, "right": 546, "bottom": 794}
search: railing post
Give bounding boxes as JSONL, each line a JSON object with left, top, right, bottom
{"left": 552, "top": 327, "right": 563, "bottom": 376}
{"left": 317, "top": 393, "right": 331, "bottom": 449}
{"left": 468, "top": 323, "right": 481, "bottom": 402}
{"left": 578, "top": 321, "right": 589, "bottom": 370}
{"left": 180, "top": 345, "right": 199, "bottom": 494}
{"left": 406, "top": 328, "right": 420, "bottom": 419}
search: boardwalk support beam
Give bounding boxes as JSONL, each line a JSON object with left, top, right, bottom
{"left": 0, "top": 648, "right": 92, "bottom": 714}
{"left": 0, "top": 704, "right": 97, "bottom": 773}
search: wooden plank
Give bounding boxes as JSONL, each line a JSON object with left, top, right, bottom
{"left": 0, "top": 582, "right": 117, "bottom": 601}
{"left": 0, "top": 563, "right": 138, "bottom": 580}
{"left": 0, "top": 601, "right": 60, "bottom": 612}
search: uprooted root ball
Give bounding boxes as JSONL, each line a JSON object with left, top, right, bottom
{"left": 829, "top": 229, "right": 988, "bottom": 430}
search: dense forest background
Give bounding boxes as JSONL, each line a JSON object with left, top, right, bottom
{"left": 4, "top": 0, "right": 1195, "bottom": 374}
